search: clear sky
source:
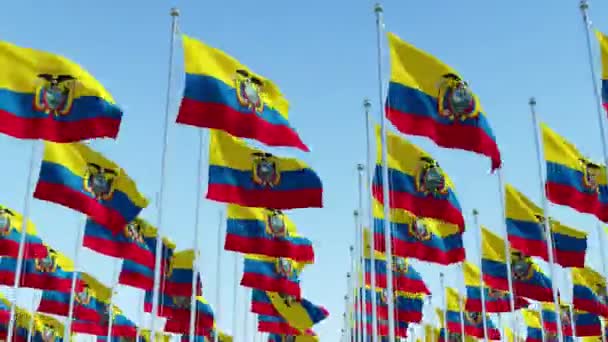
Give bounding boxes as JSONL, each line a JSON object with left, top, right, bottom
{"left": 2, "top": 0, "right": 608, "bottom": 341}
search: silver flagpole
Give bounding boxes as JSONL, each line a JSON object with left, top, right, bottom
{"left": 136, "top": 290, "right": 144, "bottom": 341}
{"left": 243, "top": 287, "right": 249, "bottom": 342}
{"left": 597, "top": 223, "right": 608, "bottom": 342}
{"left": 528, "top": 97, "right": 564, "bottom": 342}
{"left": 440, "top": 272, "right": 448, "bottom": 342}
{"left": 353, "top": 209, "right": 362, "bottom": 342}
{"left": 6, "top": 141, "right": 38, "bottom": 342}
{"left": 373, "top": 3, "right": 396, "bottom": 340}
{"left": 106, "top": 259, "right": 120, "bottom": 341}
{"left": 363, "top": 98, "right": 379, "bottom": 342}
{"left": 348, "top": 246, "right": 356, "bottom": 342}
{"left": 63, "top": 218, "right": 85, "bottom": 338}
{"left": 472, "top": 209, "right": 489, "bottom": 342}
{"left": 357, "top": 164, "right": 368, "bottom": 342}
{"left": 538, "top": 304, "right": 546, "bottom": 342}
{"left": 457, "top": 288, "right": 465, "bottom": 338}
{"left": 496, "top": 170, "right": 518, "bottom": 325}
{"left": 346, "top": 272, "right": 353, "bottom": 342}
{"left": 26, "top": 291, "right": 38, "bottom": 342}
{"left": 580, "top": 0, "right": 608, "bottom": 169}
{"left": 214, "top": 209, "right": 224, "bottom": 342}
{"left": 231, "top": 252, "right": 239, "bottom": 340}
{"left": 151, "top": 7, "right": 180, "bottom": 341}
{"left": 189, "top": 129, "right": 205, "bottom": 342}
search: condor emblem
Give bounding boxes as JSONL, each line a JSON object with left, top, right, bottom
{"left": 124, "top": 220, "right": 144, "bottom": 244}
{"left": 75, "top": 285, "right": 91, "bottom": 305}
{"left": 410, "top": 218, "right": 431, "bottom": 241}
{"left": 275, "top": 258, "right": 294, "bottom": 277}
{"left": 35, "top": 248, "right": 57, "bottom": 273}
{"left": 580, "top": 158, "right": 602, "bottom": 194}
{"left": 596, "top": 283, "right": 608, "bottom": 304}
{"left": 83, "top": 163, "right": 118, "bottom": 201}
{"left": 379, "top": 288, "right": 388, "bottom": 304}
{"left": 415, "top": 157, "right": 448, "bottom": 197}
{"left": 235, "top": 69, "right": 264, "bottom": 114}
{"left": 392, "top": 257, "right": 408, "bottom": 274}
{"left": 0, "top": 208, "right": 14, "bottom": 237}
{"left": 487, "top": 288, "right": 505, "bottom": 299}
{"left": 34, "top": 74, "right": 77, "bottom": 116}
{"left": 172, "top": 295, "right": 190, "bottom": 309}
{"left": 252, "top": 152, "right": 280, "bottom": 187}
{"left": 510, "top": 251, "right": 533, "bottom": 281}
{"left": 266, "top": 209, "right": 287, "bottom": 238}
{"left": 279, "top": 293, "right": 296, "bottom": 307}
{"left": 437, "top": 73, "right": 479, "bottom": 121}
{"left": 41, "top": 325, "right": 54, "bottom": 342}
{"left": 465, "top": 311, "right": 483, "bottom": 325}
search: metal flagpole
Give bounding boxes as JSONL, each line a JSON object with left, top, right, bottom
{"left": 346, "top": 273, "right": 353, "bottom": 342}
{"left": 106, "top": 259, "right": 120, "bottom": 341}
{"left": 348, "top": 245, "right": 356, "bottom": 342}
{"left": 189, "top": 129, "right": 205, "bottom": 342}
{"left": 537, "top": 304, "right": 546, "bottom": 342}
{"left": 243, "top": 287, "right": 249, "bottom": 342}
{"left": 472, "top": 209, "right": 489, "bottom": 341}
{"left": 26, "top": 292, "right": 38, "bottom": 342}
{"left": 231, "top": 252, "right": 239, "bottom": 340}
{"left": 457, "top": 288, "right": 465, "bottom": 339}
{"left": 6, "top": 141, "right": 38, "bottom": 342}
{"left": 214, "top": 209, "right": 224, "bottom": 342}
{"left": 63, "top": 218, "right": 85, "bottom": 338}
{"left": 440, "top": 272, "right": 448, "bottom": 342}
{"left": 596, "top": 222, "right": 608, "bottom": 342}
{"left": 353, "top": 209, "right": 362, "bottom": 342}
{"left": 373, "top": 3, "right": 396, "bottom": 340}
{"left": 496, "top": 170, "right": 519, "bottom": 326}
{"left": 150, "top": 7, "right": 180, "bottom": 341}
{"left": 580, "top": 0, "right": 608, "bottom": 168}
{"left": 356, "top": 164, "right": 368, "bottom": 342}
{"left": 363, "top": 98, "right": 379, "bottom": 342}
{"left": 528, "top": 97, "right": 564, "bottom": 342}
{"left": 136, "top": 291, "right": 144, "bottom": 341}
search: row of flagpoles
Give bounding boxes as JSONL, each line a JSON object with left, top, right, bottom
{"left": 341, "top": 1, "right": 608, "bottom": 341}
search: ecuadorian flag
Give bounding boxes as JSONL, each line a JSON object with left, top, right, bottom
{"left": 597, "top": 31, "right": 608, "bottom": 113}
{"left": 481, "top": 227, "right": 553, "bottom": 302}
{"left": 267, "top": 291, "right": 329, "bottom": 331}
{"left": 543, "top": 123, "right": 608, "bottom": 223}
{"left": 372, "top": 289, "right": 424, "bottom": 323}
{"left": 241, "top": 254, "right": 303, "bottom": 299}
{"left": 164, "top": 249, "right": 201, "bottom": 297}
{"left": 372, "top": 127, "right": 464, "bottom": 230}
{"left": 268, "top": 334, "right": 318, "bottom": 342}
{"left": 0, "top": 41, "right": 122, "bottom": 142}
{"left": 372, "top": 199, "right": 464, "bottom": 265}
{"left": 164, "top": 296, "right": 214, "bottom": 334}
{"left": 463, "top": 261, "right": 528, "bottom": 313}
{"left": 385, "top": 32, "right": 501, "bottom": 170}
{"left": 119, "top": 236, "right": 175, "bottom": 291}
{"left": 0, "top": 204, "right": 47, "bottom": 259}
{"left": 82, "top": 217, "right": 155, "bottom": 268}
{"left": 541, "top": 303, "right": 602, "bottom": 337}
{"left": 258, "top": 314, "right": 300, "bottom": 335}
{"left": 363, "top": 254, "right": 429, "bottom": 295}
{"left": 33, "top": 313, "right": 64, "bottom": 342}
{"left": 571, "top": 266, "right": 608, "bottom": 317}
{"left": 37, "top": 272, "right": 110, "bottom": 322}
{"left": 34, "top": 142, "right": 148, "bottom": 233}
{"left": 207, "top": 130, "right": 323, "bottom": 210}
{"left": 522, "top": 309, "right": 543, "bottom": 342}
{"left": 225, "top": 204, "right": 314, "bottom": 263}
{"left": 505, "top": 184, "right": 587, "bottom": 268}
{"left": 251, "top": 289, "right": 280, "bottom": 316}
{"left": 177, "top": 35, "right": 308, "bottom": 152}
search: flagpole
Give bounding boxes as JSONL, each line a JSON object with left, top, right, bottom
{"left": 356, "top": 164, "right": 368, "bottom": 342}
{"left": 472, "top": 209, "right": 489, "bottom": 342}
{"left": 26, "top": 292, "right": 38, "bottom": 342}
{"left": 537, "top": 304, "right": 546, "bottom": 342}
{"left": 243, "top": 287, "right": 249, "bottom": 342}
{"left": 214, "top": 209, "right": 224, "bottom": 342}
{"left": 346, "top": 272, "right": 353, "bottom": 342}
{"left": 373, "top": 3, "right": 396, "bottom": 340}
{"left": 440, "top": 272, "right": 448, "bottom": 342}
{"left": 596, "top": 222, "right": 608, "bottom": 342}
{"left": 363, "top": 98, "right": 379, "bottom": 342}
{"left": 63, "top": 218, "right": 84, "bottom": 338}
{"left": 457, "top": 288, "right": 465, "bottom": 338}
{"left": 189, "top": 129, "right": 205, "bottom": 342}
{"left": 107, "top": 259, "right": 120, "bottom": 341}
{"left": 353, "top": 209, "right": 362, "bottom": 342}
{"left": 150, "top": 7, "right": 179, "bottom": 341}
{"left": 6, "top": 141, "right": 38, "bottom": 342}
{"left": 231, "top": 252, "right": 239, "bottom": 340}
{"left": 136, "top": 291, "right": 144, "bottom": 341}
{"left": 528, "top": 97, "right": 564, "bottom": 342}
{"left": 348, "top": 245, "right": 356, "bottom": 342}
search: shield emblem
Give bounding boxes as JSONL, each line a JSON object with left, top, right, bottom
{"left": 35, "top": 252, "right": 56, "bottom": 273}
{"left": 124, "top": 221, "right": 144, "bottom": 243}
{"left": 172, "top": 296, "right": 190, "bottom": 309}
{"left": 447, "top": 332, "right": 461, "bottom": 342}
{"left": 84, "top": 163, "right": 117, "bottom": 200}
{"left": 466, "top": 312, "right": 482, "bottom": 325}
{"left": 582, "top": 161, "right": 601, "bottom": 193}
{"left": 235, "top": 69, "right": 264, "bottom": 113}
{"left": 410, "top": 219, "right": 431, "bottom": 241}
{"left": 252, "top": 154, "right": 280, "bottom": 187}
{"left": 379, "top": 289, "right": 388, "bottom": 304}
{"left": 75, "top": 287, "right": 91, "bottom": 305}
{"left": 437, "top": 73, "right": 478, "bottom": 121}
{"left": 266, "top": 210, "right": 287, "bottom": 238}
{"left": 511, "top": 259, "right": 532, "bottom": 281}
{"left": 487, "top": 288, "right": 504, "bottom": 299}
{"left": 393, "top": 257, "right": 408, "bottom": 274}
{"left": 415, "top": 158, "right": 448, "bottom": 197}
{"left": 276, "top": 258, "right": 293, "bottom": 277}
{"left": 34, "top": 74, "right": 76, "bottom": 116}
{"left": 280, "top": 293, "right": 295, "bottom": 307}
{"left": 41, "top": 325, "right": 54, "bottom": 342}
{"left": 0, "top": 211, "right": 12, "bottom": 236}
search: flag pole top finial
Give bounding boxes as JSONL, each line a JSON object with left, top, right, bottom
{"left": 374, "top": 3, "right": 383, "bottom": 14}
{"left": 580, "top": 0, "right": 589, "bottom": 11}
{"left": 170, "top": 7, "right": 180, "bottom": 17}
{"left": 363, "top": 98, "right": 372, "bottom": 109}
{"left": 529, "top": 97, "right": 537, "bottom": 106}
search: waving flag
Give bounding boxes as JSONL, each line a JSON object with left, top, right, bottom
{"left": 267, "top": 291, "right": 329, "bottom": 331}
{"left": 363, "top": 255, "right": 429, "bottom": 294}
{"left": 541, "top": 303, "right": 602, "bottom": 337}
{"left": 572, "top": 267, "right": 608, "bottom": 317}
{"left": 0, "top": 40, "right": 122, "bottom": 141}
{"left": 207, "top": 130, "right": 322, "bottom": 209}
{"left": 481, "top": 227, "right": 553, "bottom": 302}
{"left": 119, "top": 236, "right": 175, "bottom": 291}
{"left": 225, "top": 204, "right": 314, "bottom": 263}
{"left": 372, "top": 127, "right": 464, "bottom": 230}
{"left": 463, "top": 261, "right": 528, "bottom": 312}
{"left": 0, "top": 204, "right": 47, "bottom": 259}
{"left": 597, "top": 30, "right": 608, "bottom": 113}
{"left": 385, "top": 32, "right": 501, "bottom": 170}
{"left": 34, "top": 142, "right": 148, "bottom": 233}
{"left": 177, "top": 35, "right": 308, "bottom": 152}
{"left": 372, "top": 199, "right": 464, "bottom": 264}
{"left": 505, "top": 183, "right": 587, "bottom": 267}
{"left": 163, "top": 249, "right": 201, "bottom": 297}
{"left": 33, "top": 313, "right": 64, "bottom": 342}
{"left": 241, "top": 255, "right": 302, "bottom": 299}
{"left": 164, "top": 296, "right": 214, "bottom": 334}
{"left": 543, "top": 123, "right": 608, "bottom": 223}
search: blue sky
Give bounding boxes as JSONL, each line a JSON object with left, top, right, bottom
{"left": 2, "top": 0, "right": 608, "bottom": 341}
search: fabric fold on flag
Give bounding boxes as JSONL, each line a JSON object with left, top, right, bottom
{"left": 463, "top": 261, "right": 529, "bottom": 312}
{"left": 241, "top": 254, "right": 302, "bottom": 299}
{"left": 0, "top": 204, "right": 47, "bottom": 259}
{"left": 363, "top": 255, "right": 429, "bottom": 294}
